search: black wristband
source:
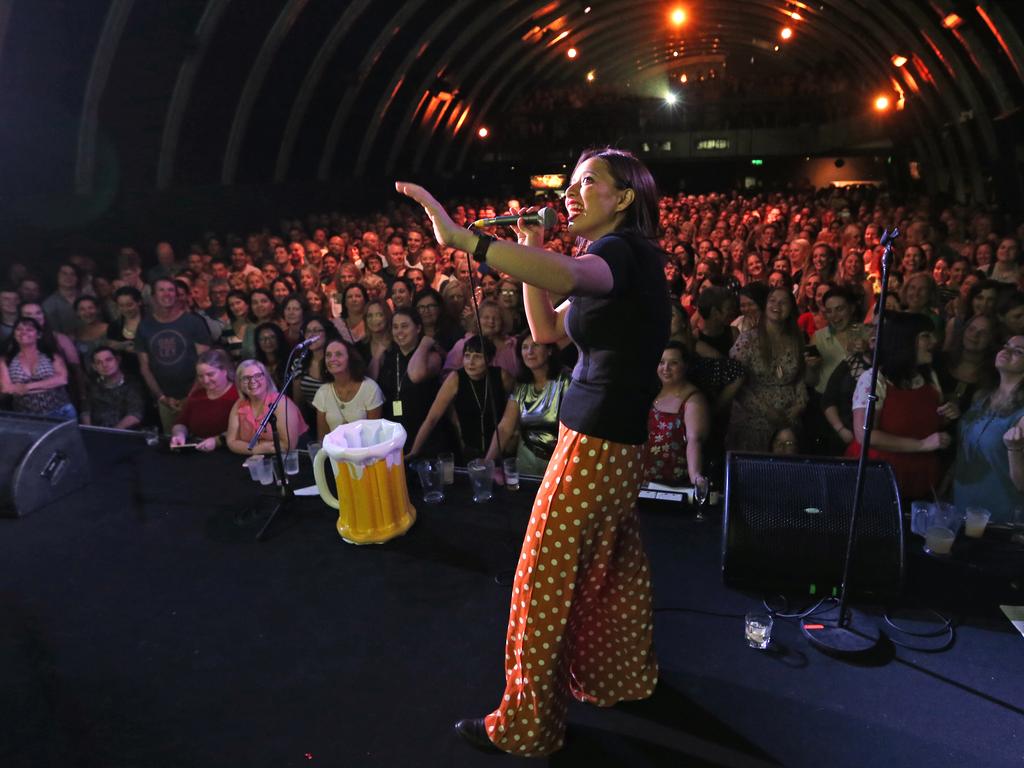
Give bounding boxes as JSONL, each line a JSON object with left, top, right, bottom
{"left": 473, "top": 232, "right": 494, "bottom": 263}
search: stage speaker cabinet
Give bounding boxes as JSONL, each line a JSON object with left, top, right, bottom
{"left": 722, "top": 453, "right": 904, "bottom": 599}
{"left": 0, "top": 413, "right": 92, "bottom": 518}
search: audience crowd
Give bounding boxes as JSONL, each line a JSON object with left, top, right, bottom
{"left": 2, "top": 183, "right": 1022, "bottom": 517}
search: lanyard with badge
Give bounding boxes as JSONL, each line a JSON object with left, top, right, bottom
{"left": 392, "top": 348, "right": 404, "bottom": 417}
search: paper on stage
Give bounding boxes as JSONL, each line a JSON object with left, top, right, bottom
{"left": 294, "top": 484, "right": 320, "bottom": 496}
{"left": 1000, "top": 605, "right": 1024, "bottom": 639}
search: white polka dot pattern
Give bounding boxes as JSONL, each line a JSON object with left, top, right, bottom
{"left": 483, "top": 424, "right": 658, "bottom": 756}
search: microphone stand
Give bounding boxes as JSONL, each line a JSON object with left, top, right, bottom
{"left": 248, "top": 346, "right": 309, "bottom": 542}
{"left": 800, "top": 226, "right": 900, "bottom": 655}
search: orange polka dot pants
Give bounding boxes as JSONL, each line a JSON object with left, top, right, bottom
{"left": 483, "top": 424, "right": 658, "bottom": 756}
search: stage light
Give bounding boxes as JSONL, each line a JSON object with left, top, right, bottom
{"left": 670, "top": 7, "right": 686, "bottom": 26}
{"left": 873, "top": 95, "right": 891, "bottom": 111}
{"left": 680, "top": 73, "right": 688, "bottom": 83}
{"left": 781, "top": 26, "right": 793, "bottom": 40}
{"left": 586, "top": 70, "right": 595, "bottom": 82}
{"left": 567, "top": 47, "right": 578, "bottom": 59}
{"left": 665, "top": 92, "right": 678, "bottom": 105}
{"left": 478, "top": 127, "right": 489, "bottom": 138}
{"left": 584, "top": 5, "right": 591, "bottom": 12}
{"left": 891, "top": 54, "right": 907, "bottom": 67}
{"left": 942, "top": 13, "right": 962, "bottom": 29}
{"left": 773, "top": 44, "right": 780, "bottom": 52}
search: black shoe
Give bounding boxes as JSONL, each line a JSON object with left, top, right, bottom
{"left": 454, "top": 717, "right": 502, "bottom": 754}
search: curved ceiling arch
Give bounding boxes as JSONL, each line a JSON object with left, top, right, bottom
{"left": 221, "top": 0, "right": 309, "bottom": 185}
{"left": 157, "top": 0, "right": 231, "bottom": 190}
{"left": 407, "top": 0, "right": 577, "bottom": 174}
{"left": 272, "top": 0, "right": 374, "bottom": 182}
{"left": 75, "top": 0, "right": 134, "bottom": 195}
{"left": 317, "top": 0, "right": 431, "bottom": 180}
{"left": 381, "top": 1, "right": 563, "bottom": 177}
{"left": 446, "top": 0, "right": 908, "bottom": 173}
{"left": 350, "top": 0, "right": 476, "bottom": 178}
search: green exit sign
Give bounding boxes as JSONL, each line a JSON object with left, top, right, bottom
{"left": 751, "top": 158, "right": 764, "bottom": 166}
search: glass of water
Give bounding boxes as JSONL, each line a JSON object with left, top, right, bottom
{"left": 502, "top": 457, "right": 520, "bottom": 491}
{"left": 693, "top": 476, "right": 709, "bottom": 521}
{"left": 745, "top": 611, "right": 773, "bottom": 649}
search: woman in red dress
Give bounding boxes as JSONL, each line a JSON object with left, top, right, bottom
{"left": 846, "top": 311, "right": 959, "bottom": 499}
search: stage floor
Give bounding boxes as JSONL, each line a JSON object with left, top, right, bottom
{"left": 2, "top": 431, "right": 1022, "bottom": 767}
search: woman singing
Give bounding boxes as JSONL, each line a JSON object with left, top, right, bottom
{"left": 398, "top": 147, "right": 669, "bottom": 756}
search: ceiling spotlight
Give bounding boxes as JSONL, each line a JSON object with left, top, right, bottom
{"left": 780, "top": 26, "right": 793, "bottom": 40}
{"left": 773, "top": 44, "right": 780, "bottom": 52}
{"left": 584, "top": 5, "right": 591, "bottom": 12}
{"left": 567, "top": 47, "right": 578, "bottom": 59}
{"left": 673, "top": 50, "right": 679, "bottom": 57}
{"left": 670, "top": 7, "right": 686, "bottom": 26}
{"left": 665, "top": 92, "right": 678, "bottom": 105}
{"left": 891, "top": 54, "right": 907, "bottom": 67}
{"left": 942, "top": 13, "right": 963, "bottom": 29}
{"left": 873, "top": 95, "right": 891, "bottom": 111}
{"left": 478, "top": 127, "right": 489, "bottom": 138}
{"left": 680, "top": 73, "right": 688, "bottom": 83}
{"left": 586, "top": 70, "right": 595, "bottom": 82}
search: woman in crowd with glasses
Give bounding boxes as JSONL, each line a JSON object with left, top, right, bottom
{"left": 225, "top": 358, "right": 308, "bottom": 455}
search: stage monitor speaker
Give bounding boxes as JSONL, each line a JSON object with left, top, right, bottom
{"left": 0, "top": 413, "right": 92, "bottom": 518}
{"left": 722, "top": 452, "right": 904, "bottom": 599}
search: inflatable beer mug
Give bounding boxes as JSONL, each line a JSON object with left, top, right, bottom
{"left": 312, "top": 419, "right": 416, "bottom": 544}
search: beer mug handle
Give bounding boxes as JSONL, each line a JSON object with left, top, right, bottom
{"left": 313, "top": 448, "right": 340, "bottom": 510}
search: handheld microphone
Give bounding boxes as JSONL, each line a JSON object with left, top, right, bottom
{"left": 471, "top": 207, "right": 557, "bottom": 230}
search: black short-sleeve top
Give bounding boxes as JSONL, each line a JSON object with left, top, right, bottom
{"left": 561, "top": 232, "right": 670, "bottom": 445}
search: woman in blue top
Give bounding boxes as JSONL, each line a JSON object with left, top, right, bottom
{"left": 954, "top": 335, "right": 1024, "bottom": 521}
{"left": 398, "top": 147, "right": 669, "bottom": 757}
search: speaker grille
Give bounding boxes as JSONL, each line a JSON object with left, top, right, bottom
{"left": 722, "top": 453, "right": 904, "bottom": 598}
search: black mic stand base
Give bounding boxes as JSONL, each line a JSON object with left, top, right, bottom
{"left": 800, "top": 605, "right": 880, "bottom": 655}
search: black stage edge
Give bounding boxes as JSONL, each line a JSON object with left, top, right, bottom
{"left": 1, "top": 430, "right": 1022, "bottom": 768}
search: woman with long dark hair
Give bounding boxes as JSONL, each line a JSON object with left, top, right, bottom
{"left": 0, "top": 317, "right": 76, "bottom": 419}
{"left": 845, "top": 311, "right": 958, "bottom": 499}
{"left": 398, "top": 146, "right": 668, "bottom": 756}
{"left": 485, "top": 332, "right": 570, "bottom": 477}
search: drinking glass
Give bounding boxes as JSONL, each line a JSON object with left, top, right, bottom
{"left": 414, "top": 459, "right": 445, "bottom": 503}
{"left": 502, "top": 457, "right": 520, "bottom": 491}
{"left": 438, "top": 452, "right": 455, "bottom": 485}
{"left": 924, "top": 526, "right": 955, "bottom": 556}
{"left": 745, "top": 611, "right": 773, "bottom": 649}
{"left": 467, "top": 459, "right": 494, "bottom": 503}
{"left": 964, "top": 507, "right": 991, "bottom": 538}
{"left": 693, "top": 476, "right": 710, "bottom": 521}
{"left": 283, "top": 450, "right": 300, "bottom": 476}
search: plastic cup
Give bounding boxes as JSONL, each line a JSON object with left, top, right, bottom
{"left": 910, "top": 500, "right": 932, "bottom": 537}
{"left": 438, "top": 452, "right": 455, "bottom": 485}
{"left": 964, "top": 507, "right": 991, "bottom": 539}
{"left": 502, "top": 457, "right": 520, "bottom": 491}
{"left": 414, "top": 459, "right": 445, "bottom": 503}
{"left": 467, "top": 458, "right": 494, "bottom": 503}
{"left": 745, "top": 611, "right": 773, "bottom": 649}
{"left": 307, "top": 442, "right": 322, "bottom": 461}
{"left": 283, "top": 450, "right": 300, "bottom": 476}
{"left": 924, "top": 526, "right": 955, "bottom": 556}
{"left": 243, "top": 455, "right": 262, "bottom": 482}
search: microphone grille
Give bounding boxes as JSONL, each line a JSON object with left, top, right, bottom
{"left": 539, "top": 207, "right": 557, "bottom": 230}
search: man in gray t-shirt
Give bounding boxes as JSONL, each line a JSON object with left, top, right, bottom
{"left": 137, "top": 278, "right": 211, "bottom": 432}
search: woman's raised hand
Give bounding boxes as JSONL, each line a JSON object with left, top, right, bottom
{"left": 395, "top": 182, "right": 464, "bottom": 250}
{"left": 1004, "top": 423, "right": 1024, "bottom": 453}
